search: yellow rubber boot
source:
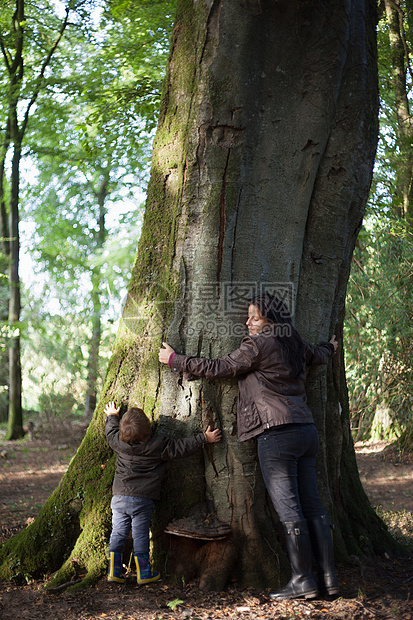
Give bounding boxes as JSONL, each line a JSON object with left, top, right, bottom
{"left": 135, "top": 553, "right": 160, "bottom": 584}
{"left": 108, "top": 551, "right": 126, "bottom": 584}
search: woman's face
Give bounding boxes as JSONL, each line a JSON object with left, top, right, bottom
{"left": 246, "top": 304, "right": 270, "bottom": 336}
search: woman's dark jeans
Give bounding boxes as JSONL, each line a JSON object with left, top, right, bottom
{"left": 257, "top": 423, "right": 326, "bottom": 523}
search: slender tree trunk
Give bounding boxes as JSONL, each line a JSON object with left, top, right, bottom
{"left": 384, "top": 0, "right": 413, "bottom": 223}
{"left": 2, "top": 0, "right": 24, "bottom": 439}
{"left": 0, "top": 0, "right": 403, "bottom": 590}
{"left": 84, "top": 271, "right": 101, "bottom": 417}
{"left": 0, "top": 0, "right": 72, "bottom": 436}
{"left": 5, "top": 141, "right": 23, "bottom": 440}
{"left": 0, "top": 123, "right": 11, "bottom": 423}
{"left": 0, "top": 121, "right": 11, "bottom": 258}
{"left": 84, "top": 175, "right": 108, "bottom": 417}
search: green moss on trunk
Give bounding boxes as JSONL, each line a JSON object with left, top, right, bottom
{"left": 0, "top": 417, "right": 115, "bottom": 585}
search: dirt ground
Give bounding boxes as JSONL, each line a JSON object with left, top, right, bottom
{"left": 0, "top": 422, "right": 412, "bottom": 620}
{"left": 355, "top": 440, "right": 413, "bottom": 512}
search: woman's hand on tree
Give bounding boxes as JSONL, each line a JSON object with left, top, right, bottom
{"left": 330, "top": 335, "right": 338, "bottom": 353}
{"left": 204, "top": 425, "right": 222, "bottom": 443}
{"left": 104, "top": 401, "right": 120, "bottom": 416}
{"left": 159, "top": 342, "right": 175, "bottom": 364}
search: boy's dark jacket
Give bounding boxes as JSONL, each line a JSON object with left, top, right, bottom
{"left": 105, "top": 415, "right": 206, "bottom": 500}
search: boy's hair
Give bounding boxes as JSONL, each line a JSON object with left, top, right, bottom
{"left": 120, "top": 407, "right": 152, "bottom": 444}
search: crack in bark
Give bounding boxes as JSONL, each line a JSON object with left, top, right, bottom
{"left": 199, "top": 0, "right": 222, "bottom": 66}
{"left": 200, "top": 387, "right": 219, "bottom": 478}
{"left": 197, "top": 330, "right": 204, "bottom": 357}
{"left": 152, "top": 366, "right": 162, "bottom": 419}
{"left": 230, "top": 186, "right": 242, "bottom": 284}
{"left": 177, "top": 257, "right": 189, "bottom": 348}
{"left": 217, "top": 149, "right": 231, "bottom": 283}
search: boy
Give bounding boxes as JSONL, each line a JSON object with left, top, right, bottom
{"left": 104, "top": 401, "right": 221, "bottom": 584}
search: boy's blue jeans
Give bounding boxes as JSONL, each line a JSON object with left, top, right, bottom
{"left": 257, "top": 423, "right": 326, "bottom": 523}
{"left": 109, "top": 495, "right": 155, "bottom": 555}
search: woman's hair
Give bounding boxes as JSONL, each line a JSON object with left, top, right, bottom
{"left": 120, "top": 407, "right": 152, "bottom": 444}
{"left": 250, "top": 293, "right": 305, "bottom": 379}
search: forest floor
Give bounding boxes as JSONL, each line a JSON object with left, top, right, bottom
{"left": 0, "top": 420, "right": 412, "bottom": 620}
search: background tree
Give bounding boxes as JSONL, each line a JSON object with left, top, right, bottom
{"left": 0, "top": 0, "right": 94, "bottom": 439}
{"left": 1, "top": 0, "right": 174, "bottom": 422}
{"left": 0, "top": 0, "right": 402, "bottom": 590}
{"left": 27, "top": 26, "right": 165, "bottom": 416}
{"left": 344, "top": 0, "right": 413, "bottom": 444}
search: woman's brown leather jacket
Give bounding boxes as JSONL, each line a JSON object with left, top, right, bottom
{"left": 170, "top": 334, "right": 334, "bottom": 442}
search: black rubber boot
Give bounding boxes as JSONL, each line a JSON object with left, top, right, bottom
{"left": 269, "top": 520, "right": 318, "bottom": 601}
{"left": 308, "top": 515, "right": 339, "bottom": 597}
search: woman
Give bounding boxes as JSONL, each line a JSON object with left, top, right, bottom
{"left": 158, "top": 293, "right": 339, "bottom": 600}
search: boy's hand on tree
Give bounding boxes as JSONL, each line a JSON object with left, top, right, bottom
{"left": 104, "top": 401, "right": 120, "bottom": 416}
{"left": 204, "top": 425, "right": 222, "bottom": 443}
{"left": 330, "top": 335, "right": 338, "bottom": 353}
{"left": 159, "top": 342, "right": 175, "bottom": 364}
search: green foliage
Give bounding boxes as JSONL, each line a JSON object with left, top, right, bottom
{"left": 397, "top": 420, "right": 413, "bottom": 451}
{"left": 167, "top": 598, "right": 184, "bottom": 610}
{"left": 0, "top": 324, "right": 19, "bottom": 350}
{"left": 345, "top": 216, "right": 413, "bottom": 440}
{"left": 21, "top": 279, "right": 123, "bottom": 413}
{"left": 0, "top": 0, "right": 106, "bottom": 437}
{"left": 0, "top": 0, "right": 176, "bottom": 413}
{"left": 372, "top": 12, "right": 405, "bottom": 218}
{"left": 38, "top": 390, "right": 79, "bottom": 420}
{"left": 344, "top": 4, "right": 413, "bottom": 441}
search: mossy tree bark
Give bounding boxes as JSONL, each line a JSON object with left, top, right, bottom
{"left": 0, "top": 0, "right": 402, "bottom": 590}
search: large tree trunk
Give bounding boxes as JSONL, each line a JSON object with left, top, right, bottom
{"left": 0, "top": 0, "right": 402, "bottom": 590}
